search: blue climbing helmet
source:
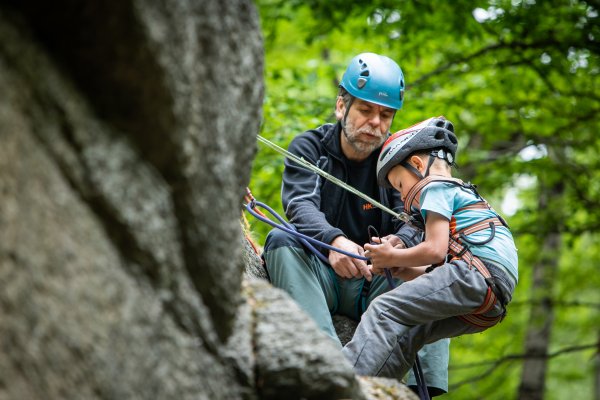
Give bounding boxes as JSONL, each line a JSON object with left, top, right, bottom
{"left": 339, "top": 53, "right": 405, "bottom": 110}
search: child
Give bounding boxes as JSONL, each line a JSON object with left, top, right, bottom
{"left": 342, "top": 116, "right": 518, "bottom": 379}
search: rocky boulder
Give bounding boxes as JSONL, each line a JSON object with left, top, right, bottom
{"left": 0, "top": 1, "right": 416, "bottom": 399}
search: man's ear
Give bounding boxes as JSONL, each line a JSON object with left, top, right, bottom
{"left": 335, "top": 97, "right": 345, "bottom": 121}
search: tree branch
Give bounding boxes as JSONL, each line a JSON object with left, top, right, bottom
{"left": 508, "top": 299, "right": 600, "bottom": 309}
{"left": 450, "top": 343, "right": 599, "bottom": 390}
{"left": 409, "top": 38, "right": 562, "bottom": 88}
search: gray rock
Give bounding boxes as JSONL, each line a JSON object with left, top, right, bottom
{"left": 333, "top": 314, "right": 360, "bottom": 346}
{"left": 358, "top": 376, "right": 419, "bottom": 400}
{"left": 223, "top": 294, "right": 258, "bottom": 400}
{"left": 242, "top": 233, "right": 269, "bottom": 281}
{"left": 0, "top": 0, "right": 261, "bottom": 398}
{"left": 248, "top": 280, "right": 367, "bottom": 400}
{"left": 0, "top": 1, "right": 415, "bottom": 398}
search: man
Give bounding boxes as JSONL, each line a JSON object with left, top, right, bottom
{"left": 263, "top": 53, "right": 449, "bottom": 396}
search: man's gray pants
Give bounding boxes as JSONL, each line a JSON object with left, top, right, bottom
{"left": 263, "top": 229, "right": 450, "bottom": 394}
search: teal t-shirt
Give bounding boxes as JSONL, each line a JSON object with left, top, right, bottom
{"left": 419, "top": 181, "right": 519, "bottom": 283}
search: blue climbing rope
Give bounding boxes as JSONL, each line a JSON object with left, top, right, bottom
{"left": 245, "top": 199, "right": 369, "bottom": 264}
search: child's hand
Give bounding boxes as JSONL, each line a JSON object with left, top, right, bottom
{"left": 364, "top": 237, "right": 397, "bottom": 269}
{"left": 380, "top": 234, "right": 407, "bottom": 249}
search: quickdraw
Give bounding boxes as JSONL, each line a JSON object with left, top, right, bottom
{"left": 404, "top": 176, "right": 509, "bottom": 328}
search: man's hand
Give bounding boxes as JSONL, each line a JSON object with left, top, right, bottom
{"left": 329, "top": 236, "right": 372, "bottom": 281}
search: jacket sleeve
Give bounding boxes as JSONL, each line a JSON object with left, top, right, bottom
{"left": 389, "top": 187, "right": 423, "bottom": 248}
{"left": 281, "top": 132, "right": 344, "bottom": 245}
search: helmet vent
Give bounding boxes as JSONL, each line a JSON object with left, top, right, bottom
{"left": 379, "top": 146, "right": 391, "bottom": 161}
{"left": 434, "top": 131, "right": 445, "bottom": 140}
{"left": 360, "top": 70, "right": 370, "bottom": 76}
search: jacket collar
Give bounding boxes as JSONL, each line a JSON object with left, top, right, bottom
{"left": 320, "top": 121, "right": 345, "bottom": 161}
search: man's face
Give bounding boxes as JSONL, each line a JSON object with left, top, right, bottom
{"left": 337, "top": 98, "right": 396, "bottom": 158}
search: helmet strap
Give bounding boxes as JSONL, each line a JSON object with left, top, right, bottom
{"left": 401, "top": 154, "right": 436, "bottom": 180}
{"left": 400, "top": 160, "right": 424, "bottom": 179}
{"left": 424, "top": 154, "right": 436, "bottom": 177}
{"left": 340, "top": 97, "right": 355, "bottom": 131}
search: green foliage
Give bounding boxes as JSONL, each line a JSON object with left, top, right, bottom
{"left": 250, "top": 0, "right": 600, "bottom": 398}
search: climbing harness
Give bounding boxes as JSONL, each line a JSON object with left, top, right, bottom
{"left": 403, "top": 175, "right": 509, "bottom": 327}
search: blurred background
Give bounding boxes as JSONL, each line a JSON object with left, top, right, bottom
{"left": 247, "top": 1, "right": 600, "bottom": 399}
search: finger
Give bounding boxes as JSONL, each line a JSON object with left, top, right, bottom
{"left": 370, "top": 237, "right": 382, "bottom": 244}
{"left": 337, "top": 265, "right": 353, "bottom": 279}
{"left": 355, "top": 261, "right": 372, "bottom": 281}
{"left": 370, "top": 265, "right": 384, "bottom": 276}
{"left": 341, "top": 260, "right": 359, "bottom": 278}
{"left": 383, "top": 235, "right": 401, "bottom": 246}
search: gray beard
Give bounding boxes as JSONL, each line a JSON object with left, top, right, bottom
{"left": 342, "top": 125, "right": 386, "bottom": 156}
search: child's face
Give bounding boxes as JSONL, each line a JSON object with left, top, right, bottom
{"left": 387, "top": 164, "right": 420, "bottom": 203}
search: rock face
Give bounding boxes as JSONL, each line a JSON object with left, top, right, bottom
{"left": 0, "top": 2, "right": 416, "bottom": 399}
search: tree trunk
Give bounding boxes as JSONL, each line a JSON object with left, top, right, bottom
{"left": 517, "top": 181, "right": 564, "bottom": 400}
{"left": 0, "top": 1, "right": 264, "bottom": 398}
{"left": 0, "top": 2, "right": 385, "bottom": 399}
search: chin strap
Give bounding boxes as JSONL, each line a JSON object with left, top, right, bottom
{"left": 401, "top": 149, "right": 453, "bottom": 180}
{"left": 340, "top": 97, "right": 355, "bottom": 131}
{"left": 400, "top": 160, "right": 424, "bottom": 179}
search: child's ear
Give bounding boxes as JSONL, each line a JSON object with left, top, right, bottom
{"left": 410, "top": 155, "right": 425, "bottom": 171}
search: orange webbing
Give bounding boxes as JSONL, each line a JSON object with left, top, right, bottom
{"left": 458, "top": 312, "right": 502, "bottom": 328}
{"left": 455, "top": 201, "right": 491, "bottom": 213}
{"left": 403, "top": 176, "right": 466, "bottom": 213}
{"left": 453, "top": 217, "right": 504, "bottom": 237}
{"left": 453, "top": 256, "right": 502, "bottom": 328}
{"left": 449, "top": 227, "right": 502, "bottom": 326}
